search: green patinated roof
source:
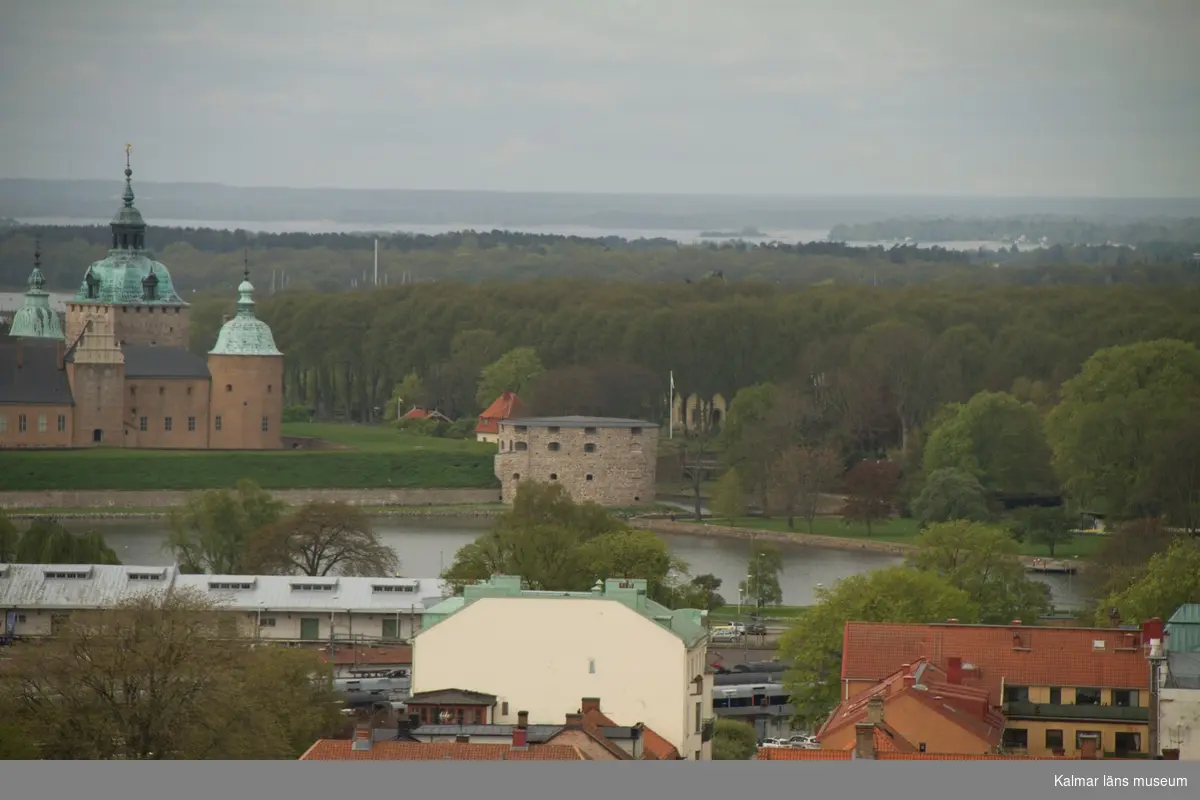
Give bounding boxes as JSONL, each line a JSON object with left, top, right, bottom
{"left": 9, "top": 248, "right": 64, "bottom": 340}
{"left": 73, "top": 157, "right": 186, "bottom": 307}
{"left": 208, "top": 276, "right": 282, "bottom": 357}
{"left": 1167, "top": 604, "right": 1200, "bottom": 654}
{"left": 420, "top": 574, "right": 708, "bottom": 648}
{"left": 75, "top": 251, "right": 185, "bottom": 306}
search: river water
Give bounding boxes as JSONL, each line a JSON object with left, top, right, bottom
{"left": 67, "top": 516, "right": 1084, "bottom": 610}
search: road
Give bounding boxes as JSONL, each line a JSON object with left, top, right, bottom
{"left": 707, "top": 642, "right": 782, "bottom": 670}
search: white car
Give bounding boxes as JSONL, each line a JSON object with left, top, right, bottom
{"left": 759, "top": 738, "right": 788, "bottom": 748}
{"left": 711, "top": 627, "right": 744, "bottom": 642}
{"left": 787, "top": 735, "right": 820, "bottom": 749}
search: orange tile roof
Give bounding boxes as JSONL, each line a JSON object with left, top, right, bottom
{"left": 757, "top": 748, "right": 1070, "bottom": 761}
{"left": 319, "top": 645, "right": 412, "bottom": 667}
{"left": 299, "top": 740, "right": 585, "bottom": 761}
{"left": 581, "top": 707, "right": 680, "bottom": 760}
{"left": 476, "top": 391, "right": 526, "bottom": 434}
{"left": 403, "top": 408, "right": 431, "bottom": 419}
{"left": 820, "top": 659, "right": 1004, "bottom": 748}
{"left": 757, "top": 748, "right": 852, "bottom": 760}
{"left": 842, "top": 622, "right": 1149, "bottom": 705}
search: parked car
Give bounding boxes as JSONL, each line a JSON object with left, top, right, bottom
{"left": 787, "top": 735, "right": 819, "bottom": 749}
{"left": 711, "top": 627, "right": 744, "bottom": 642}
{"left": 759, "top": 738, "right": 788, "bottom": 748}
{"left": 745, "top": 621, "right": 768, "bottom": 636}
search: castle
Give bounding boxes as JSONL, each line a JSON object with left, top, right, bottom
{"left": 0, "top": 151, "right": 284, "bottom": 450}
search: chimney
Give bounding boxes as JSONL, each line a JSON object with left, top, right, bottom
{"left": 455, "top": 735, "right": 470, "bottom": 744}
{"left": 566, "top": 713, "right": 584, "bottom": 726}
{"left": 865, "top": 696, "right": 884, "bottom": 724}
{"left": 351, "top": 723, "right": 373, "bottom": 752}
{"left": 946, "top": 657, "right": 963, "bottom": 686}
{"left": 854, "top": 722, "right": 876, "bottom": 760}
{"left": 581, "top": 697, "right": 601, "bottom": 714}
{"left": 517, "top": 710, "right": 529, "bottom": 729}
{"left": 903, "top": 674, "right": 916, "bottom": 688}
{"left": 512, "top": 726, "right": 528, "bottom": 749}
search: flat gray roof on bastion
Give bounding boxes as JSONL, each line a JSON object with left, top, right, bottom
{"left": 500, "top": 415, "right": 656, "bottom": 429}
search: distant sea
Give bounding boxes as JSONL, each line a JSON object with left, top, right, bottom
{"left": 15, "top": 217, "right": 1039, "bottom": 253}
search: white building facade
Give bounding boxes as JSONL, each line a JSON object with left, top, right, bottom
{"left": 0, "top": 563, "right": 446, "bottom": 644}
{"left": 412, "top": 575, "right": 714, "bottom": 760}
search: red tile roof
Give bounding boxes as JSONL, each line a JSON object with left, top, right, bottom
{"left": 757, "top": 748, "right": 852, "bottom": 760}
{"left": 403, "top": 408, "right": 431, "bottom": 419}
{"left": 820, "top": 659, "right": 1004, "bottom": 748}
{"left": 299, "top": 740, "right": 585, "bottom": 761}
{"left": 841, "top": 622, "right": 1149, "bottom": 705}
{"left": 581, "top": 707, "right": 680, "bottom": 760}
{"left": 319, "top": 645, "right": 412, "bottom": 667}
{"left": 757, "top": 748, "right": 1070, "bottom": 761}
{"left": 475, "top": 391, "right": 526, "bottom": 434}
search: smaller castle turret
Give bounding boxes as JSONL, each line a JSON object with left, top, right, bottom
{"left": 8, "top": 239, "right": 65, "bottom": 340}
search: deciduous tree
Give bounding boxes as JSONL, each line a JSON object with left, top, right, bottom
{"left": 841, "top": 459, "right": 901, "bottom": 535}
{"left": 166, "top": 480, "right": 285, "bottom": 574}
{"left": 476, "top": 347, "right": 544, "bottom": 408}
{"left": 13, "top": 518, "right": 121, "bottom": 565}
{"left": 911, "top": 468, "right": 990, "bottom": 527}
{"left": 712, "top": 719, "right": 758, "bottom": 760}
{"left": 244, "top": 502, "right": 400, "bottom": 577}
{"left": 741, "top": 544, "right": 784, "bottom": 610}
{"left": 1008, "top": 506, "right": 1075, "bottom": 557}
{"left": 1098, "top": 538, "right": 1200, "bottom": 626}
{"left": 0, "top": 590, "right": 344, "bottom": 759}
{"left": 711, "top": 468, "right": 746, "bottom": 522}
{"left": 769, "top": 444, "right": 842, "bottom": 532}
{"left": 779, "top": 567, "right": 978, "bottom": 725}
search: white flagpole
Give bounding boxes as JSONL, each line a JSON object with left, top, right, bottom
{"left": 669, "top": 371, "right": 674, "bottom": 439}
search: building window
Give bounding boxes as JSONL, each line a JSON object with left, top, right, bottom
{"left": 37, "top": 414, "right": 47, "bottom": 433}
{"left": 164, "top": 417, "right": 173, "bottom": 432}
{"left": 267, "top": 385, "right": 272, "bottom": 393}
{"left": 1003, "top": 685, "right": 1028, "bottom": 703}
{"left": 18, "top": 414, "right": 27, "bottom": 433}
{"left": 1113, "top": 732, "right": 1141, "bottom": 755}
{"left": 1074, "top": 688, "right": 1101, "bottom": 706}
{"left": 261, "top": 416, "right": 269, "bottom": 432}
{"left": 215, "top": 416, "right": 222, "bottom": 431}
{"left": 226, "top": 384, "right": 233, "bottom": 392}
{"left": 258, "top": 617, "right": 276, "bottom": 627}
{"left": 1045, "top": 730, "right": 1064, "bottom": 751}
{"left": 1111, "top": 689, "right": 1137, "bottom": 707}
{"left": 188, "top": 416, "right": 196, "bottom": 432}
{"left": 584, "top": 426, "right": 597, "bottom": 435}
{"left": 631, "top": 427, "right": 643, "bottom": 435}
{"left": 0, "top": 415, "right": 6, "bottom": 433}
{"left": 515, "top": 441, "right": 527, "bottom": 451}
{"left": 586, "top": 474, "right": 594, "bottom": 481}
{"left": 187, "top": 386, "right": 192, "bottom": 395}
{"left": 501, "top": 702, "right": 509, "bottom": 717}
{"left": 139, "top": 416, "right": 148, "bottom": 432}
{"left": 159, "top": 386, "right": 165, "bottom": 396}
{"left": 550, "top": 473, "right": 558, "bottom": 481}
{"left": 588, "top": 659, "right": 595, "bottom": 674}
{"left": 1075, "top": 731, "right": 1102, "bottom": 750}
{"left": 695, "top": 702, "right": 702, "bottom": 733}
{"left": 57, "top": 414, "right": 66, "bottom": 432}
{"left": 130, "top": 387, "right": 136, "bottom": 396}
{"left": 1048, "top": 687, "right": 1062, "bottom": 704}
{"left": 474, "top": 709, "right": 483, "bottom": 725}
{"left": 584, "top": 443, "right": 596, "bottom": 453}
{"left": 456, "top": 709, "right": 464, "bottom": 725}
{"left": 382, "top": 619, "right": 399, "bottom": 640}
{"left": 1001, "top": 728, "right": 1028, "bottom": 750}
{"left": 548, "top": 442, "right": 560, "bottom": 452}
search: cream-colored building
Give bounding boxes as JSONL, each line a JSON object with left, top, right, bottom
{"left": 413, "top": 575, "right": 714, "bottom": 760}
{"left": 0, "top": 563, "right": 446, "bottom": 644}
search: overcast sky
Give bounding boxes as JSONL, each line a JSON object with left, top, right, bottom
{"left": 2, "top": 0, "right": 1198, "bottom": 196}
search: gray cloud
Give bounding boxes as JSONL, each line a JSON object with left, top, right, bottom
{"left": 1, "top": 0, "right": 1198, "bottom": 195}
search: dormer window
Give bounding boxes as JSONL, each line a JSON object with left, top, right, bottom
{"left": 142, "top": 272, "right": 158, "bottom": 302}
{"left": 85, "top": 271, "right": 99, "bottom": 299}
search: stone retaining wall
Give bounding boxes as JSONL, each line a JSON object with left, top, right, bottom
{"left": 0, "top": 487, "right": 501, "bottom": 510}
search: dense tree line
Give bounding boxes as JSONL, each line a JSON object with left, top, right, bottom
{"left": 830, "top": 216, "right": 1200, "bottom": 245}
{"left": 3, "top": 225, "right": 1199, "bottom": 295}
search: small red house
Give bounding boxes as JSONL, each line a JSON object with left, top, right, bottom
{"left": 475, "top": 391, "right": 526, "bottom": 443}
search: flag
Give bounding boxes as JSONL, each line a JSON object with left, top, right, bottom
{"left": 669, "top": 371, "right": 675, "bottom": 391}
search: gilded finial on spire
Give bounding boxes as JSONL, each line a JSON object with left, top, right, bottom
{"left": 122, "top": 143, "right": 136, "bottom": 207}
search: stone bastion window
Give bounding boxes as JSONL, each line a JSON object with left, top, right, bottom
{"left": 548, "top": 442, "right": 561, "bottom": 452}
{"left": 515, "top": 441, "right": 528, "bottom": 451}
{"left": 584, "top": 443, "right": 597, "bottom": 453}
{"left": 550, "top": 473, "right": 558, "bottom": 481}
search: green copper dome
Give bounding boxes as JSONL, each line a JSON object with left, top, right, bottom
{"left": 9, "top": 240, "right": 65, "bottom": 340}
{"left": 209, "top": 270, "right": 282, "bottom": 357}
{"left": 73, "top": 153, "right": 186, "bottom": 307}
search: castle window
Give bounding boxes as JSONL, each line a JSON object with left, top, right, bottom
{"left": 0, "top": 415, "right": 7, "bottom": 433}
{"left": 586, "top": 474, "right": 594, "bottom": 481}
{"left": 188, "top": 416, "right": 196, "bottom": 432}
{"left": 548, "top": 442, "right": 561, "bottom": 452}
{"left": 215, "top": 416, "right": 222, "bottom": 431}
{"left": 139, "top": 416, "right": 147, "bottom": 432}
{"left": 261, "top": 416, "right": 269, "bottom": 432}
{"left": 186, "top": 386, "right": 192, "bottom": 396}
{"left": 268, "top": 385, "right": 273, "bottom": 393}
{"left": 18, "top": 414, "right": 27, "bottom": 433}
{"left": 548, "top": 426, "right": 560, "bottom": 434}
{"left": 58, "top": 415, "right": 66, "bottom": 432}
{"left": 584, "top": 443, "right": 596, "bottom": 453}
{"left": 549, "top": 473, "right": 558, "bottom": 481}
{"left": 584, "top": 427, "right": 597, "bottom": 435}
{"left": 37, "top": 414, "right": 47, "bottom": 433}
{"left": 130, "top": 387, "right": 136, "bottom": 396}
{"left": 631, "top": 427, "right": 643, "bottom": 435}
{"left": 226, "top": 384, "right": 233, "bottom": 393}
{"left": 164, "top": 417, "right": 173, "bottom": 432}
{"left": 512, "top": 473, "right": 520, "bottom": 481}
{"left": 159, "top": 386, "right": 165, "bottom": 396}
{"left": 515, "top": 441, "right": 527, "bottom": 451}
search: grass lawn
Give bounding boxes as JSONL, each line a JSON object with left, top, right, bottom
{"left": 281, "top": 422, "right": 495, "bottom": 454}
{"left": 710, "top": 516, "right": 1106, "bottom": 558}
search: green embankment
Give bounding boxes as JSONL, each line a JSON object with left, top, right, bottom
{"left": 0, "top": 424, "right": 499, "bottom": 491}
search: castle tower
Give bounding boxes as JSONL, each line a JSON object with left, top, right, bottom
{"left": 66, "top": 312, "right": 125, "bottom": 446}
{"left": 64, "top": 146, "right": 190, "bottom": 348}
{"left": 8, "top": 239, "right": 65, "bottom": 340}
{"left": 207, "top": 255, "right": 284, "bottom": 450}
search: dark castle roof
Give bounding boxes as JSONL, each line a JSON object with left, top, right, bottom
{"left": 63, "top": 344, "right": 210, "bottom": 379}
{"left": 0, "top": 339, "right": 73, "bottom": 405}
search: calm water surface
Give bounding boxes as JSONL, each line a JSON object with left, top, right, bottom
{"left": 66, "top": 517, "right": 1083, "bottom": 610}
